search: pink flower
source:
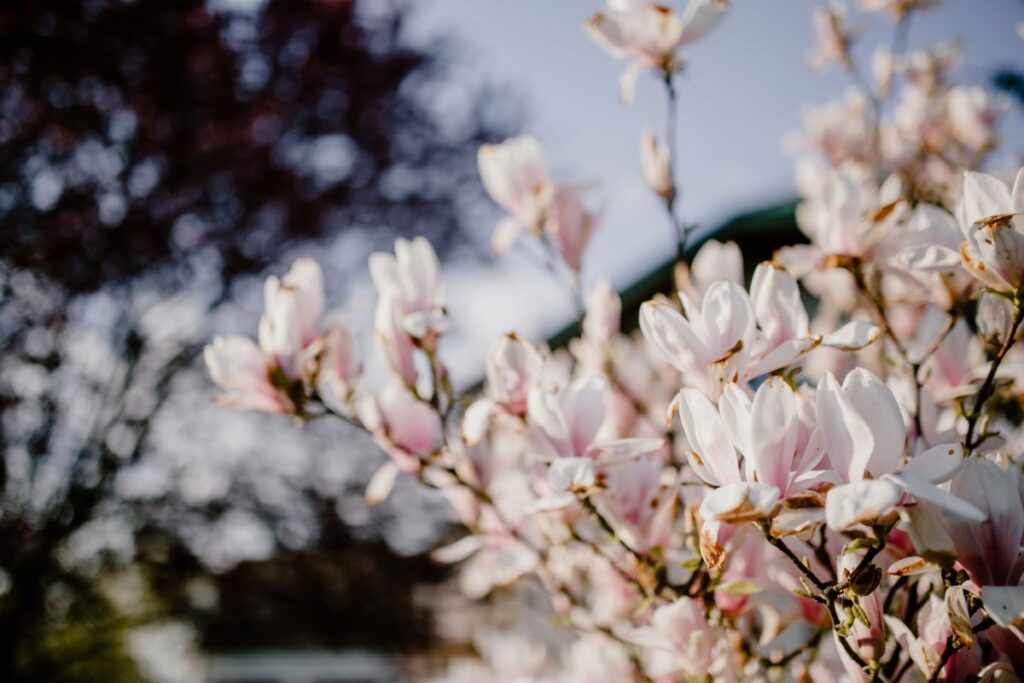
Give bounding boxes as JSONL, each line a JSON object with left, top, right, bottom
{"left": 958, "top": 168, "right": 1024, "bottom": 295}
{"left": 359, "top": 382, "right": 441, "bottom": 475}
{"left": 204, "top": 335, "right": 293, "bottom": 414}
{"left": 315, "top": 326, "right": 361, "bottom": 412}
{"left": 543, "top": 185, "right": 596, "bottom": 272}
{"left": 485, "top": 333, "right": 544, "bottom": 416}
{"left": 818, "top": 369, "right": 984, "bottom": 530}
{"left": 477, "top": 135, "right": 553, "bottom": 244}
{"left": 258, "top": 257, "right": 324, "bottom": 377}
{"left": 585, "top": 0, "right": 728, "bottom": 103}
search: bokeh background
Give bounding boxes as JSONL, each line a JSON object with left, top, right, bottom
{"left": 0, "top": 0, "right": 1021, "bottom": 681}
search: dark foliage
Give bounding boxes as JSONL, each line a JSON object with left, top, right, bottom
{"left": 0, "top": 0, "right": 509, "bottom": 678}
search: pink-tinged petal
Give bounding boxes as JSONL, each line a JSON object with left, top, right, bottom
{"left": 691, "top": 239, "right": 743, "bottom": 293}
{"left": 791, "top": 427, "right": 828, "bottom": 477}
{"left": 477, "top": 135, "right": 551, "bottom": 228}
{"left": 543, "top": 185, "right": 596, "bottom": 272}
{"left": 820, "top": 320, "right": 882, "bottom": 350}
{"left": 843, "top": 368, "right": 906, "bottom": 477}
{"left": 678, "top": 0, "right": 728, "bottom": 44}
{"left": 750, "top": 262, "right": 808, "bottom": 350}
{"left": 586, "top": 437, "right": 665, "bottom": 463}
{"left": 700, "top": 482, "right": 780, "bottom": 524}
{"left": 962, "top": 171, "right": 1012, "bottom": 227}
{"left": 317, "top": 326, "right": 361, "bottom": 411}
{"left": 700, "top": 280, "right": 755, "bottom": 358}
{"left": 279, "top": 258, "right": 324, "bottom": 346}
{"left": 585, "top": 6, "right": 684, "bottom": 67}
{"left": 898, "top": 443, "right": 967, "bottom": 484}
{"left": 718, "top": 382, "right": 753, "bottom": 463}
{"left": 204, "top": 335, "right": 291, "bottom": 414}
{"left": 825, "top": 479, "right": 902, "bottom": 530}
{"left": 947, "top": 457, "right": 1024, "bottom": 585}
{"left": 897, "top": 244, "right": 963, "bottom": 272}
{"left": 377, "top": 383, "right": 441, "bottom": 456}
{"left": 527, "top": 387, "right": 570, "bottom": 456}
{"left": 888, "top": 473, "right": 985, "bottom": 524}
{"left": 639, "top": 300, "right": 710, "bottom": 373}
{"left": 462, "top": 398, "right": 496, "bottom": 447}
{"left": 548, "top": 457, "right": 596, "bottom": 493}
{"left": 486, "top": 333, "right": 543, "bottom": 415}
{"left": 897, "top": 503, "right": 957, "bottom": 561}
{"left": 373, "top": 294, "right": 417, "bottom": 388}
{"left": 745, "top": 337, "right": 820, "bottom": 378}
{"left": 981, "top": 587, "right": 1024, "bottom": 629}
{"left": 563, "top": 376, "right": 606, "bottom": 457}
{"left": 816, "top": 372, "right": 874, "bottom": 482}
{"left": 676, "top": 388, "right": 741, "bottom": 486}
{"left": 750, "top": 377, "right": 799, "bottom": 492}
{"left": 399, "top": 236, "right": 444, "bottom": 310}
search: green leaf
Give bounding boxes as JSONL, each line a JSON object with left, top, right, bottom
{"left": 718, "top": 580, "right": 762, "bottom": 596}
{"left": 843, "top": 537, "right": 877, "bottom": 554}
{"left": 680, "top": 557, "right": 702, "bottom": 570}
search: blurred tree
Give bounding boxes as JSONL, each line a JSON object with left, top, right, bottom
{"left": 0, "top": 0, "right": 511, "bottom": 678}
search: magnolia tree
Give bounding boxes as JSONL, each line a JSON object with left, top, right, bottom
{"left": 205, "top": 0, "right": 1024, "bottom": 680}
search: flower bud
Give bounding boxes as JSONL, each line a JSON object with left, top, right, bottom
{"left": 641, "top": 130, "right": 674, "bottom": 201}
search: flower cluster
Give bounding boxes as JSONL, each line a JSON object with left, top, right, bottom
{"left": 207, "top": 1, "right": 1024, "bottom": 680}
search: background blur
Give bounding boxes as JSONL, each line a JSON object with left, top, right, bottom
{"left": 0, "top": 0, "right": 1021, "bottom": 681}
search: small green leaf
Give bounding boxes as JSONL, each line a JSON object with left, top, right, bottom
{"left": 718, "top": 580, "right": 762, "bottom": 596}
{"left": 680, "top": 557, "right": 702, "bottom": 570}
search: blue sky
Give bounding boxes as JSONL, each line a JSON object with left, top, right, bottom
{"left": 395, "top": 0, "right": 1024, "bottom": 383}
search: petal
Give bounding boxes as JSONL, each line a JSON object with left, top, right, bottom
{"left": 750, "top": 377, "right": 799, "bottom": 492}
{"left": 825, "top": 479, "right": 902, "bottom": 530}
{"left": 816, "top": 372, "right": 874, "bottom": 482}
{"left": 888, "top": 473, "right": 986, "bottom": 523}
{"left": 676, "top": 388, "right": 741, "bottom": 486}
{"left": 896, "top": 244, "right": 963, "bottom": 272}
{"left": 963, "top": 171, "right": 1012, "bottom": 227}
{"left": 700, "top": 482, "right": 780, "bottom": 523}
{"left": 898, "top": 442, "right": 967, "bottom": 484}
{"left": 639, "top": 300, "right": 710, "bottom": 374}
{"left": 365, "top": 461, "right": 400, "bottom": 506}
{"left": 491, "top": 216, "right": 522, "bottom": 255}
{"left": 843, "top": 368, "right": 906, "bottom": 477}
{"left": 678, "top": 0, "right": 728, "bottom": 43}
{"left": 981, "top": 586, "right": 1024, "bottom": 628}
{"left": 431, "top": 534, "right": 483, "bottom": 563}
{"left": 619, "top": 61, "right": 644, "bottom": 106}
{"left": 820, "top": 320, "right": 882, "bottom": 350}
{"left": 548, "top": 457, "right": 597, "bottom": 492}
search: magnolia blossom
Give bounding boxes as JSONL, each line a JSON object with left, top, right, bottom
{"left": 204, "top": 335, "right": 294, "bottom": 414}
{"left": 585, "top": 0, "right": 728, "bottom": 103}
{"left": 477, "top": 135, "right": 552, "bottom": 238}
{"left": 370, "top": 236, "right": 446, "bottom": 388}
{"left": 202, "top": 4, "right": 1024, "bottom": 679}
{"left": 808, "top": 1, "right": 855, "bottom": 72}
{"left": 817, "top": 368, "right": 984, "bottom": 530}
{"left": 358, "top": 381, "right": 442, "bottom": 481}
{"left": 484, "top": 333, "right": 545, "bottom": 416}
{"left": 205, "top": 258, "right": 327, "bottom": 414}
{"left": 478, "top": 136, "right": 597, "bottom": 271}
{"left": 258, "top": 257, "right": 325, "bottom": 376}
{"left": 641, "top": 267, "right": 879, "bottom": 398}
{"left": 676, "top": 379, "right": 829, "bottom": 559}
{"left": 630, "top": 598, "right": 730, "bottom": 678}
{"left": 957, "top": 168, "right": 1024, "bottom": 294}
